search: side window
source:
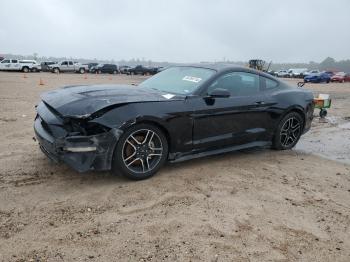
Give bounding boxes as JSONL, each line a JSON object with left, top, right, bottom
{"left": 1, "top": 60, "right": 10, "bottom": 63}
{"left": 261, "top": 76, "right": 279, "bottom": 90}
{"left": 208, "top": 72, "right": 259, "bottom": 96}
{"left": 61, "top": 61, "right": 68, "bottom": 65}
{"left": 12, "top": 60, "right": 18, "bottom": 63}
{"left": 68, "top": 61, "right": 73, "bottom": 65}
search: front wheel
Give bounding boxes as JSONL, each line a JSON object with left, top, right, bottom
{"left": 272, "top": 112, "right": 304, "bottom": 150}
{"left": 22, "top": 67, "right": 29, "bottom": 73}
{"left": 112, "top": 124, "right": 168, "bottom": 180}
{"left": 79, "top": 68, "right": 85, "bottom": 74}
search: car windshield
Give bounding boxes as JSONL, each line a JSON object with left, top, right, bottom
{"left": 335, "top": 72, "right": 345, "bottom": 76}
{"left": 139, "top": 66, "right": 215, "bottom": 95}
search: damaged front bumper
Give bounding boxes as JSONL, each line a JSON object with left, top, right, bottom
{"left": 34, "top": 116, "right": 122, "bottom": 172}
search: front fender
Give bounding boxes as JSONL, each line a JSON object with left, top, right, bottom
{"left": 90, "top": 103, "right": 169, "bottom": 130}
{"left": 90, "top": 101, "right": 193, "bottom": 154}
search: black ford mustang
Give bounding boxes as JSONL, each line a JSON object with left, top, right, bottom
{"left": 34, "top": 65, "right": 314, "bottom": 179}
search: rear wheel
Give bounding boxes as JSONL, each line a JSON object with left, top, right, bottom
{"left": 112, "top": 124, "right": 168, "bottom": 180}
{"left": 272, "top": 112, "right": 304, "bottom": 150}
{"left": 53, "top": 68, "right": 60, "bottom": 74}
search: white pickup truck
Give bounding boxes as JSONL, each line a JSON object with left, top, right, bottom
{"left": 0, "top": 59, "right": 41, "bottom": 72}
{"left": 48, "top": 60, "right": 88, "bottom": 74}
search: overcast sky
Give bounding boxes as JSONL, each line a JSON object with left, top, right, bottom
{"left": 0, "top": 0, "right": 349, "bottom": 63}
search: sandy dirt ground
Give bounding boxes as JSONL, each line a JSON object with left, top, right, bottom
{"left": 0, "top": 72, "right": 349, "bottom": 262}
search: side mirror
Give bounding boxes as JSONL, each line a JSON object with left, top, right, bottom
{"left": 208, "top": 88, "right": 230, "bottom": 98}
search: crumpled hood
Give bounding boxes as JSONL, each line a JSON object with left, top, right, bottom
{"left": 41, "top": 84, "right": 183, "bottom": 118}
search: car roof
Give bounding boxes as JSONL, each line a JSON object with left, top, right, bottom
{"left": 177, "top": 63, "right": 275, "bottom": 79}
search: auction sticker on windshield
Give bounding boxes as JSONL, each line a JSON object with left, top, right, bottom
{"left": 182, "top": 76, "right": 202, "bottom": 83}
{"left": 162, "top": 94, "right": 175, "bottom": 99}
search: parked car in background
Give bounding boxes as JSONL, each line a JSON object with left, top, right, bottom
{"left": 288, "top": 68, "right": 308, "bottom": 78}
{"left": 128, "top": 65, "right": 155, "bottom": 75}
{"left": 331, "top": 72, "right": 350, "bottom": 83}
{"left": 119, "top": 65, "right": 132, "bottom": 74}
{"left": 267, "top": 70, "right": 277, "bottom": 76}
{"left": 82, "top": 63, "right": 99, "bottom": 72}
{"left": 153, "top": 66, "right": 164, "bottom": 74}
{"left": 41, "top": 61, "right": 56, "bottom": 72}
{"left": 303, "top": 70, "right": 320, "bottom": 76}
{"left": 276, "top": 70, "right": 289, "bottom": 77}
{"left": 0, "top": 57, "right": 4, "bottom": 62}
{"left": 19, "top": 60, "right": 41, "bottom": 72}
{"left": 304, "top": 72, "right": 330, "bottom": 83}
{"left": 90, "top": 64, "right": 118, "bottom": 74}
{"left": 0, "top": 59, "right": 41, "bottom": 72}
{"left": 0, "top": 59, "right": 22, "bottom": 71}
{"left": 324, "top": 71, "right": 336, "bottom": 77}
{"left": 48, "top": 61, "right": 88, "bottom": 74}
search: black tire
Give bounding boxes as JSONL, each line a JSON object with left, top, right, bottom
{"left": 272, "top": 112, "right": 304, "bottom": 150}
{"left": 112, "top": 123, "right": 168, "bottom": 180}
{"left": 22, "top": 67, "right": 29, "bottom": 73}
{"left": 53, "top": 68, "right": 60, "bottom": 74}
{"left": 32, "top": 67, "right": 38, "bottom": 72}
{"left": 79, "top": 68, "right": 85, "bottom": 74}
{"left": 320, "top": 109, "right": 327, "bottom": 118}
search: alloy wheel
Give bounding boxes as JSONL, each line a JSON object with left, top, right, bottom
{"left": 280, "top": 117, "right": 301, "bottom": 147}
{"left": 122, "top": 129, "right": 163, "bottom": 174}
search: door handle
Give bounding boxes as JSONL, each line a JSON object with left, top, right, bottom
{"left": 255, "top": 101, "right": 265, "bottom": 105}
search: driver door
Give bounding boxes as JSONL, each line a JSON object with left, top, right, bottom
{"left": 192, "top": 71, "right": 271, "bottom": 151}
{"left": 0, "top": 59, "right": 10, "bottom": 70}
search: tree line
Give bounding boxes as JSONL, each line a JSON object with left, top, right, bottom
{"left": 1, "top": 53, "right": 350, "bottom": 72}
